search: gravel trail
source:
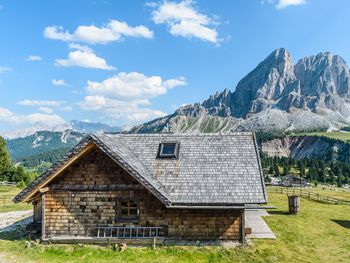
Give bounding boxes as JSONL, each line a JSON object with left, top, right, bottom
{"left": 0, "top": 210, "right": 33, "bottom": 233}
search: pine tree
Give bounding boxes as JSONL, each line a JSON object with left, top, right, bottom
{"left": 0, "top": 136, "right": 36, "bottom": 186}
{"left": 337, "top": 174, "right": 343, "bottom": 187}
{"left": 300, "top": 164, "right": 305, "bottom": 177}
{"left": 0, "top": 136, "right": 13, "bottom": 181}
{"left": 318, "top": 165, "right": 326, "bottom": 183}
{"left": 329, "top": 170, "right": 336, "bottom": 185}
{"left": 274, "top": 165, "right": 280, "bottom": 177}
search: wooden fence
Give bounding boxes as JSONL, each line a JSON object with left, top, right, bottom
{"left": 0, "top": 195, "right": 15, "bottom": 207}
{"left": 0, "top": 181, "right": 17, "bottom": 186}
{"left": 269, "top": 187, "right": 350, "bottom": 205}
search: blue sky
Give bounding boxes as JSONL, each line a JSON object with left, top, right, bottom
{"left": 1, "top": 0, "right": 350, "bottom": 132}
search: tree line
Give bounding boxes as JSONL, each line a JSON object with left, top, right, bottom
{"left": 0, "top": 136, "right": 37, "bottom": 186}
{"left": 261, "top": 153, "right": 350, "bottom": 187}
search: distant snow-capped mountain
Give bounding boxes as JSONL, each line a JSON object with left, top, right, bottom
{"left": 2, "top": 120, "right": 121, "bottom": 139}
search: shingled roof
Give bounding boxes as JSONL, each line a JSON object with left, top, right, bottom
{"left": 14, "top": 133, "right": 267, "bottom": 206}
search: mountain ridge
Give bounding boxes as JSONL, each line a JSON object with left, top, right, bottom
{"left": 1, "top": 120, "right": 122, "bottom": 139}
{"left": 131, "top": 48, "right": 350, "bottom": 134}
{"left": 6, "top": 130, "right": 83, "bottom": 160}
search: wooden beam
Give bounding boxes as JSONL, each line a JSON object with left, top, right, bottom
{"left": 23, "top": 143, "right": 96, "bottom": 203}
{"left": 240, "top": 209, "right": 245, "bottom": 244}
{"left": 166, "top": 205, "right": 268, "bottom": 209}
{"left": 41, "top": 193, "right": 46, "bottom": 240}
{"left": 27, "top": 193, "right": 42, "bottom": 204}
{"left": 51, "top": 184, "right": 144, "bottom": 191}
{"left": 39, "top": 187, "right": 49, "bottom": 193}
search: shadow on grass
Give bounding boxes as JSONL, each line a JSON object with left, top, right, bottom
{"left": 0, "top": 228, "right": 28, "bottom": 241}
{"left": 0, "top": 216, "right": 33, "bottom": 241}
{"left": 332, "top": 220, "right": 350, "bottom": 229}
{"left": 268, "top": 210, "right": 290, "bottom": 215}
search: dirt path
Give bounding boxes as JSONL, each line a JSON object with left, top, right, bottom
{"left": 0, "top": 210, "right": 33, "bottom": 233}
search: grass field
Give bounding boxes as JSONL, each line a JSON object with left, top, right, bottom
{"left": 268, "top": 185, "right": 350, "bottom": 201}
{"left": 292, "top": 131, "right": 350, "bottom": 142}
{"left": 302, "top": 185, "right": 350, "bottom": 200}
{"left": 0, "top": 186, "right": 31, "bottom": 213}
{"left": 0, "top": 187, "right": 349, "bottom": 263}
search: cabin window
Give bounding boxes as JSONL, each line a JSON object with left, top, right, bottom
{"left": 116, "top": 199, "right": 139, "bottom": 222}
{"left": 158, "top": 142, "right": 179, "bottom": 158}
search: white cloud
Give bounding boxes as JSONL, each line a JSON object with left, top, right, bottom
{"left": 80, "top": 72, "right": 186, "bottom": 123}
{"left": 163, "top": 77, "right": 187, "bottom": 89}
{"left": 55, "top": 47, "right": 115, "bottom": 70}
{"left": 68, "top": 43, "right": 93, "bottom": 53}
{"left": 0, "top": 107, "right": 65, "bottom": 126}
{"left": 18, "top": 99, "right": 63, "bottom": 107}
{"left": 38, "top": 107, "right": 53, "bottom": 114}
{"left": 0, "top": 66, "right": 11, "bottom": 73}
{"left": 86, "top": 72, "right": 186, "bottom": 100}
{"left": 79, "top": 95, "right": 166, "bottom": 122}
{"left": 149, "top": 0, "right": 220, "bottom": 44}
{"left": 263, "top": 0, "right": 306, "bottom": 9}
{"left": 52, "top": 79, "right": 68, "bottom": 86}
{"left": 277, "top": 0, "right": 306, "bottom": 9}
{"left": 44, "top": 19, "right": 153, "bottom": 44}
{"left": 26, "top": 55, "right": 42, "bottom": 61}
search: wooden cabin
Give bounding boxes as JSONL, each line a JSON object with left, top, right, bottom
{"left": 280, "top": 175, "right": 309, "bottom": 187}
{"left": 14, "top": 133, "right": 267, "bottom": 244}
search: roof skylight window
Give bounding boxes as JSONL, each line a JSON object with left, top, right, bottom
{"left": 158, "top": 142, "right": 179, "bottom": 158}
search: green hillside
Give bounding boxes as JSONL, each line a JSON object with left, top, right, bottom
{"left": 6, "top": 130, "right": 83, "bottom": 160}
{"left": 292, "top": 131, "right": 350, "bottom": 142}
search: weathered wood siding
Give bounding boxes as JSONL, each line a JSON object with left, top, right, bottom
{"left": 44, "top": 147, "right": 241, "bottom": 240}
{"left": 33, "top": 199, "right": 42, "bottom": 222}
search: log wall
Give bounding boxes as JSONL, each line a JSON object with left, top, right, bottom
{"left": 44, "top": 147, "right": 241, "bottom": 240}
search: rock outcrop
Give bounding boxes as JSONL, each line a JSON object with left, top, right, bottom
{"left": 261, "top": 135, "right": 350, "bottom": 162}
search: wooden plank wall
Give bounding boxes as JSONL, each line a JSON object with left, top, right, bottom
{"left": 44, "top": 147, "right": 241, "bottom": 240}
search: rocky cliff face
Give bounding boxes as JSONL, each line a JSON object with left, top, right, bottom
{"left": 261, "top": 135, "right": 350, "bottom": 162}
{"left": 130, "top": 48, "right": 350, "bottom": 134}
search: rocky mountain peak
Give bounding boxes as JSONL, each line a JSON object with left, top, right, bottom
{"left": 268, "top": 48, "right": 293, "bottom": 72}
{"left": 201, "top": 88, "right": 233, "bottom": 117}
{"left": 295, "top": 52, "right": 350, "bottom": 97}
{"left": 231, "top": 48, "right": 296, "bottom": 117}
